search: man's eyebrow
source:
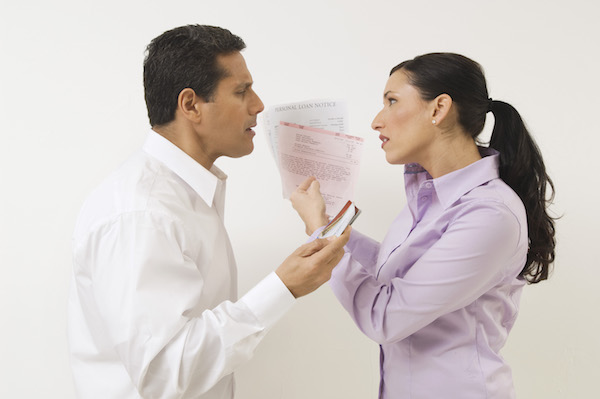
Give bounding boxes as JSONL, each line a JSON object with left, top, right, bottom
{"left": 234, "top": 81, "right": 253, "bottom": 90}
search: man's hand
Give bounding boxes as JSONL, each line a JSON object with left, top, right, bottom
{"left": 275, "top": 227, "right": 351, "bottom": 298}
{"left": 290, "top": 176, "right": 329, "bottom": 235}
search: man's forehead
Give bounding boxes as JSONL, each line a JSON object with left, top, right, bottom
{"left": 216, "top": 52, "right": 252, "bottom": 84}
{"left": 220, "top": 73, "right": 253, "bottom": 88}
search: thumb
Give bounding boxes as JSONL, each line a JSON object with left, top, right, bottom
{"left": 308, "top": 180, "right": 321, "bottom": 196}
{"left": 297, "top": 176, "right": 316, "bottom": 192}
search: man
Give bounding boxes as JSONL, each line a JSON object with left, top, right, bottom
{"left": 67, "top": 25, "right": 349, "bottom": 398}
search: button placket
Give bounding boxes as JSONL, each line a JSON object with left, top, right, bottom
{"left": 416, "top": 181, "right": 434, "bottom": 222}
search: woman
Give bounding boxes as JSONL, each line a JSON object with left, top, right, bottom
{"left": 291, "top": 53, "right": 555, "bottom": 398}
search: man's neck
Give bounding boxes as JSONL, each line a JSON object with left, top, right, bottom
{"left": 152, "top": 124, "right": 215, "bottom": 170}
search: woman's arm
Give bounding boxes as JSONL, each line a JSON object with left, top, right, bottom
{"left": 329, "top": 202, "right": 526, "bottom": 345}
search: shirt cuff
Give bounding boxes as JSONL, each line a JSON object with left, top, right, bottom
{"left": 307, "top": 225, "right": 327, "bottom": 242}
{"left": 240, "top": 271, "right": 296, "bottom": 329}
{"left": 344, "top": 229, "right": 373, "bottom": 253}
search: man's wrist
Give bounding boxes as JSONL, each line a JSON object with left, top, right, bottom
{"left": 241, "top": 272, "right": 296, "bottom": 326}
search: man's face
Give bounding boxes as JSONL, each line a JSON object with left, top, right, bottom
{"left": 199, "top": 52, "right": 264, "bottom": 163}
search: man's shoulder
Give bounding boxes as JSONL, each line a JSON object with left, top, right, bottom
{"left": 73, "top": 151, "right": 195, "bottom": 240}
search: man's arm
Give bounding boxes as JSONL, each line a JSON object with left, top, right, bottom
{"left": 276, "top": 228, "right": 350, "bottom": 298}
{"left": 75, "top": 212, "right": 349, "bottom": 397}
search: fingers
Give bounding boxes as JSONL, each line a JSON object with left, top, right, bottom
{"left": 278, "top": 227, "right": 351, "bottom": 298}
{"left": 313, "top": 226, "right": 352, "bottom": 264}
{"left": 329, "top": 226, "right": 352, "bottom": 251}
{"left": 293, "top": 226, "right": 350, "bottom": 259}
{"left": 294, "top": 237, "right": 329, "bottom": 257}
{"left": 337, "top": 225, "right": 352, "bottom": 244}
{"left": 297, "top": 176, "right": 317, "bottom": 192}
{"left": 327, "top": 226, "right": 351, "bottom": 258}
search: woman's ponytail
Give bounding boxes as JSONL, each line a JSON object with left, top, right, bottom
{"left": 489, "top": 101, "right": 556, "bottom": 283}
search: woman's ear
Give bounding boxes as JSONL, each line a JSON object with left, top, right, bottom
{"left": 177, "top": 88, "right": 203, "bottom": 123}
{"left": 431, "top": 93, "right": 453, "bottom": 125}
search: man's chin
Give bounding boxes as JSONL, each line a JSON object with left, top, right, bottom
{"left": 230, "top": 144, "right": 254, "bottom": 159}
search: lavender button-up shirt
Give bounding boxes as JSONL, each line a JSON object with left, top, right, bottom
{"left": 328, "top": 148, "right": 528, "bottom": 398}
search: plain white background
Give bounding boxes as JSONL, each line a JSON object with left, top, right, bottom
{"left": 1, "top": 0, "right": 598, "bottom": 397}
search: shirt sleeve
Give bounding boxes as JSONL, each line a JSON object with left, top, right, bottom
{"left": 309, "top": 226, "right": 380, "bottom": 275}
{"left": 76, "top": 211, "right": 295, "bottom": 397}
{"left": 328, "top": 202, "right": 524, "bottom": 345}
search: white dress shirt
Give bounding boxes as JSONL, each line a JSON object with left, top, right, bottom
{"left": 68, "top": 130, "right": 296, "bottom": 398}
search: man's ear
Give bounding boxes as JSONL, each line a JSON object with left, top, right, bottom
{"left": 431, "top": 93, "right": 453, "bottom": 125}
{"left": 177, "top": 88, "right": 203, "bottom": 123}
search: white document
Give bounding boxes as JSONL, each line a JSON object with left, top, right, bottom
{"left": 261, "top": 99, "right": 349, "bottom": 168}
{"left": 319, "top": 201, "right": 361, "bottom": 238}
{"left": 277, "top": 121, "right": 364, "bottom": 215}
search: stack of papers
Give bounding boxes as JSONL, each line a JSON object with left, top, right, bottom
{"left": 261, "top": 99, "right": 364, "bottom": 216}
{"left": 319, "top": 201, "right": 361, "bottom": 238}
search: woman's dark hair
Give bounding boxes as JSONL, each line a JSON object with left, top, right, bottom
{"left": 143, "top": 25, "right": 246, "bottom": 127}
{"left": 391, "top": 53, "right": 555, "bottom": 283}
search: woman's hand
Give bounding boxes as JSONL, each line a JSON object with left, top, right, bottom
{"left": 290, "top": 176, "right": 329, "bottom": 235}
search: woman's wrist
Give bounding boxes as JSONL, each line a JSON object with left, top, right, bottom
{"left": 306, "top": 214, "right": 329, "bottom": 235}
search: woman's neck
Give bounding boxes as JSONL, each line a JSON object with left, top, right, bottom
{"left": 421, "top": 133, "right": 482, "bottom": 179}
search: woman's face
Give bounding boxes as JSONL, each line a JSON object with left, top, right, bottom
{"left": 371, "top": 70, "right": 435, "bottom": 165}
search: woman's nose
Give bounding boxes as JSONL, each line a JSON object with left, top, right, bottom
{"left": 371, "top": 110, "right": 384, "bottom": 131}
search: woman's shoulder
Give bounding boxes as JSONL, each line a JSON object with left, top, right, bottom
{"left": 453, "top": 177, "right": 527, "bottom": 230}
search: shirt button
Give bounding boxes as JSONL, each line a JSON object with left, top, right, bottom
{"left": 425, "top": 182, "right": 432, "bottom": 188}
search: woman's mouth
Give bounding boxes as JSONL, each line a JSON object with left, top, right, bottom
{"left": 379, "top": 134, "right": 389, "bottom": 148}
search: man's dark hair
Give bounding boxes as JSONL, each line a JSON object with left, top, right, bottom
{"left": 143, "top": 25, "right": 246, "bottom": 127}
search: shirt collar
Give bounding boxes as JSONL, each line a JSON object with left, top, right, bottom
{"left": 404, "top": 147, "right": 500, "bottom": 210}
{"left": 142, "top": 129, "right": 227, "bottom": 207}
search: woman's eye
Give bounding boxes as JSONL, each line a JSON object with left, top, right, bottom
{"left": 388, "top": 98, "right": 397, "bottom": 106}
